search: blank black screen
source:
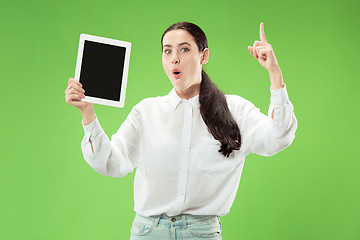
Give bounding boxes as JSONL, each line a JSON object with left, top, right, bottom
{"left": 79, "top": 40, "right": 126, "bottom": 101}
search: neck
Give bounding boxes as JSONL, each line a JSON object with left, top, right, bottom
{"left": 175, "top": 83, "right": 200, "bottom": 100}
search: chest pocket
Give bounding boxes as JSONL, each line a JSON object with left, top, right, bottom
{"left": 196, "top": 137, "right": 242, "bottom": 178}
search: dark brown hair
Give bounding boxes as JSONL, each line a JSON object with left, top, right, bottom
{"left": 161, "top": 21, "right": 241, "bottom": 157}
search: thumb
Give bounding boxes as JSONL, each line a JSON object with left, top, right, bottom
{"left": 248, "top": 46, "right": 255, "bottom": 57}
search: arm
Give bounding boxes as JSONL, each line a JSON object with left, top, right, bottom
{"left": 81, "top": 104, "right": 96, "bottom": 153}
{"left": 251, "top": 85, "right": 297, "bottom": 156}
{"left": 65, "top": 78, "right": 140, "bottom": 177}
{"left": 240, "top": 22, "right": 297, "bottom": 156}
{"left": 80, "top": 106, "right": 142, "bottom": 178}
{"left": 231, "top": 86, "right": 297, "bottom": 157}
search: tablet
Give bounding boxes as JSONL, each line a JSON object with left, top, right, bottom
{"left": 74, "top": 34, "right": 131, "bottom": 108}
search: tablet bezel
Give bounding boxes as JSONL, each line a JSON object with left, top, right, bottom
{"left": 74, "top": 33, "right": 131, "bottom": 108}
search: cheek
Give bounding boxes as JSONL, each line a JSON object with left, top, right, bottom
{"left": 162, "top": 58, "right": 169, "bottom": 72}
{"left": 186, "top": 57, "right": 201, "bottom": 72}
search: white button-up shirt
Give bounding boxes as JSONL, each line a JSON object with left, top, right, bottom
{"left": 81, "top": 85, "right": 297, "bottom": 217}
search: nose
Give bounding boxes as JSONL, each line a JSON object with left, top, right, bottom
{"left": 171, "top": 53, "right": 180, "bottom": 64}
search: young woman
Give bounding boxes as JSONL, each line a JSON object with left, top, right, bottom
{"left": 65, "top": 21, "right": 297, "bottom": 240}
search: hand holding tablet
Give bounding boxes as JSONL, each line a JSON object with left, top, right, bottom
{"left": 65, "top": 78, "right": 88, "bottom": 110}
{"left": 74, "top": 34, "right": 131, "bottom": 108}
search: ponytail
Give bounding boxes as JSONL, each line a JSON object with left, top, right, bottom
{"left": 161, "top": 21, "right": 241, "bottom": 156}
{"left": 199, "top": 70, "right": 241, "bottom": 157}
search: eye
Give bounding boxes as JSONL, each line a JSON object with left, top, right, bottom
{"left": 181, "top": 48, "right": 189, "bottom": 53}
{"left": 164, "top": 49, "right": 171, "bottom": 54}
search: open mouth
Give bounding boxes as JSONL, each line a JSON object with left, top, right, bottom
{"left": 172, "top": 70, "right": 181, "bottom": 78}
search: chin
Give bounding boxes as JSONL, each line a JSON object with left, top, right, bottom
{"left": 173, "top": 85, "right": 185, "bottom": 91}
{"left": 170, "top": 81, "right": 185, "bottom": 90}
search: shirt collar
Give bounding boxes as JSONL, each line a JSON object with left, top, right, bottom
{"left": 168, "top": 88, "right": 200, "bottom": 110}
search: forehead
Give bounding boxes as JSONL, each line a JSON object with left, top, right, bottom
{"left": 162, "top": 29, "right": 196, "bottom": 46}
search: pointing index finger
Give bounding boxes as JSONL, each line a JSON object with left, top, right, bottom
{"left": 260, "top": 22, "right": 267, "bottom": 42}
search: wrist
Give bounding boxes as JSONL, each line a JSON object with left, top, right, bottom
{"left": 81, "top": 105, "right": 96, "bottom": 125}
{"left": 268, "top": 65, "right": 281, "bottom": 74}
{"left": 268, "top": 67, "right": 284, "bottom": 90}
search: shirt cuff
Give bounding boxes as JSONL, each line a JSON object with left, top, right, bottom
{"left": 81, "top": 115, "right": 103, "bottom": 138}
{"left": 270, "top": 84, "right": 289, "bottom": 105}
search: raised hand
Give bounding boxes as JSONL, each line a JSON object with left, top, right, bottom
{"left": 65, "top": 78, "right": 96, "bottom": 125}
{"left": 65, "top": 78, "right": 89, "bottom": 110}
{"left": 248, "top": 22, "right": 280, "bottom": 72}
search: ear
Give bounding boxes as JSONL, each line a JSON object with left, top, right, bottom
{"left": 200, "top": 48, "right": 209, "bottom": 65}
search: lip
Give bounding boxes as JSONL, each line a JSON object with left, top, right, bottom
{"left": 172, "top": 69, "right": 181, "bottom": 79}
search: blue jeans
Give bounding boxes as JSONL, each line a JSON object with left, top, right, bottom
{"left": 130, "top": 213, "right": 222, "bottom": 240}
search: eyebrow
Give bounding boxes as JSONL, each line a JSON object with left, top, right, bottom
{"left": 162, "top": 42, "right": 192, "bottom": 49}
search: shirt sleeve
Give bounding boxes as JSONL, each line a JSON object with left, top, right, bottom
{"left": 233, "top": 84, "right": 297, "bottom": 156}
{"left": 80, "top": 105, "right": 142, "bottom": 177}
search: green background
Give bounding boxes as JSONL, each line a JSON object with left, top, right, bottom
{"left": 1, "top": 0, "right": 359, "bottom": 239}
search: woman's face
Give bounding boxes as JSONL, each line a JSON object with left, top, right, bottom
{"left": 162, "top": 30, "right": 208, "bottom": 94}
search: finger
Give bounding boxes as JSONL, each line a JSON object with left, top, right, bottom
{"left": 66, "top": 95, "right": 77, "bottom": 105}
{"left": 65, "top": 84, "right": 84, "bottom": 95}
{"left": 259, "top": 48, "right": 273, "bottom": 60}
{"left": 65, "top": 86, "right": 73, "bottom": 95}
{"left": 69, "top": 78, "right": 82, "bottom": 87}
{"left": 65, "top": 86, "right": 81, "bottom": 96}
{"left": 255, "top": 46, "right": 269, "bottom": 52}
{"left": 66, "top": 93, "right": 84, "bottom": 104}
{"left": 252, "top": 42, "right": 258, "bottom": 58}
{"left": 66, "top": 88, "right": 84, "bottom": 97}
{"left": 253, "top": 40, "right": 267, "bottom": 47}
{"left": 66, "top": 95, "right": 84, "bottom": 105}
{"left": 68, "top": 78, "right": 77, "bottom": 85}
{"left": 253, "top": 40, "right": 266, "bottom": 46}
{"left": 258, "top": 49, "right": 268, "bottom": 60}
{"left": 251, "top": 41, "right": 268, "bottom": 58}
{"left": 260, "top": 22, "right": 267, "bottom": 43}
{"left": 252, "top": 41, "right": 266, "bottom": 57}
{"left": 248, "top": 46, "right": 255, "bottom": 57}
{"left": 69, "top": 83, "right": 85, "bottom": 93}
{"left": 255, "top": 45, "right": 271, "bottom": 57}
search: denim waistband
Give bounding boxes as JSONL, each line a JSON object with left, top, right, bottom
{"left": 135, "top": 213, "right": 220, "bottom": 227}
